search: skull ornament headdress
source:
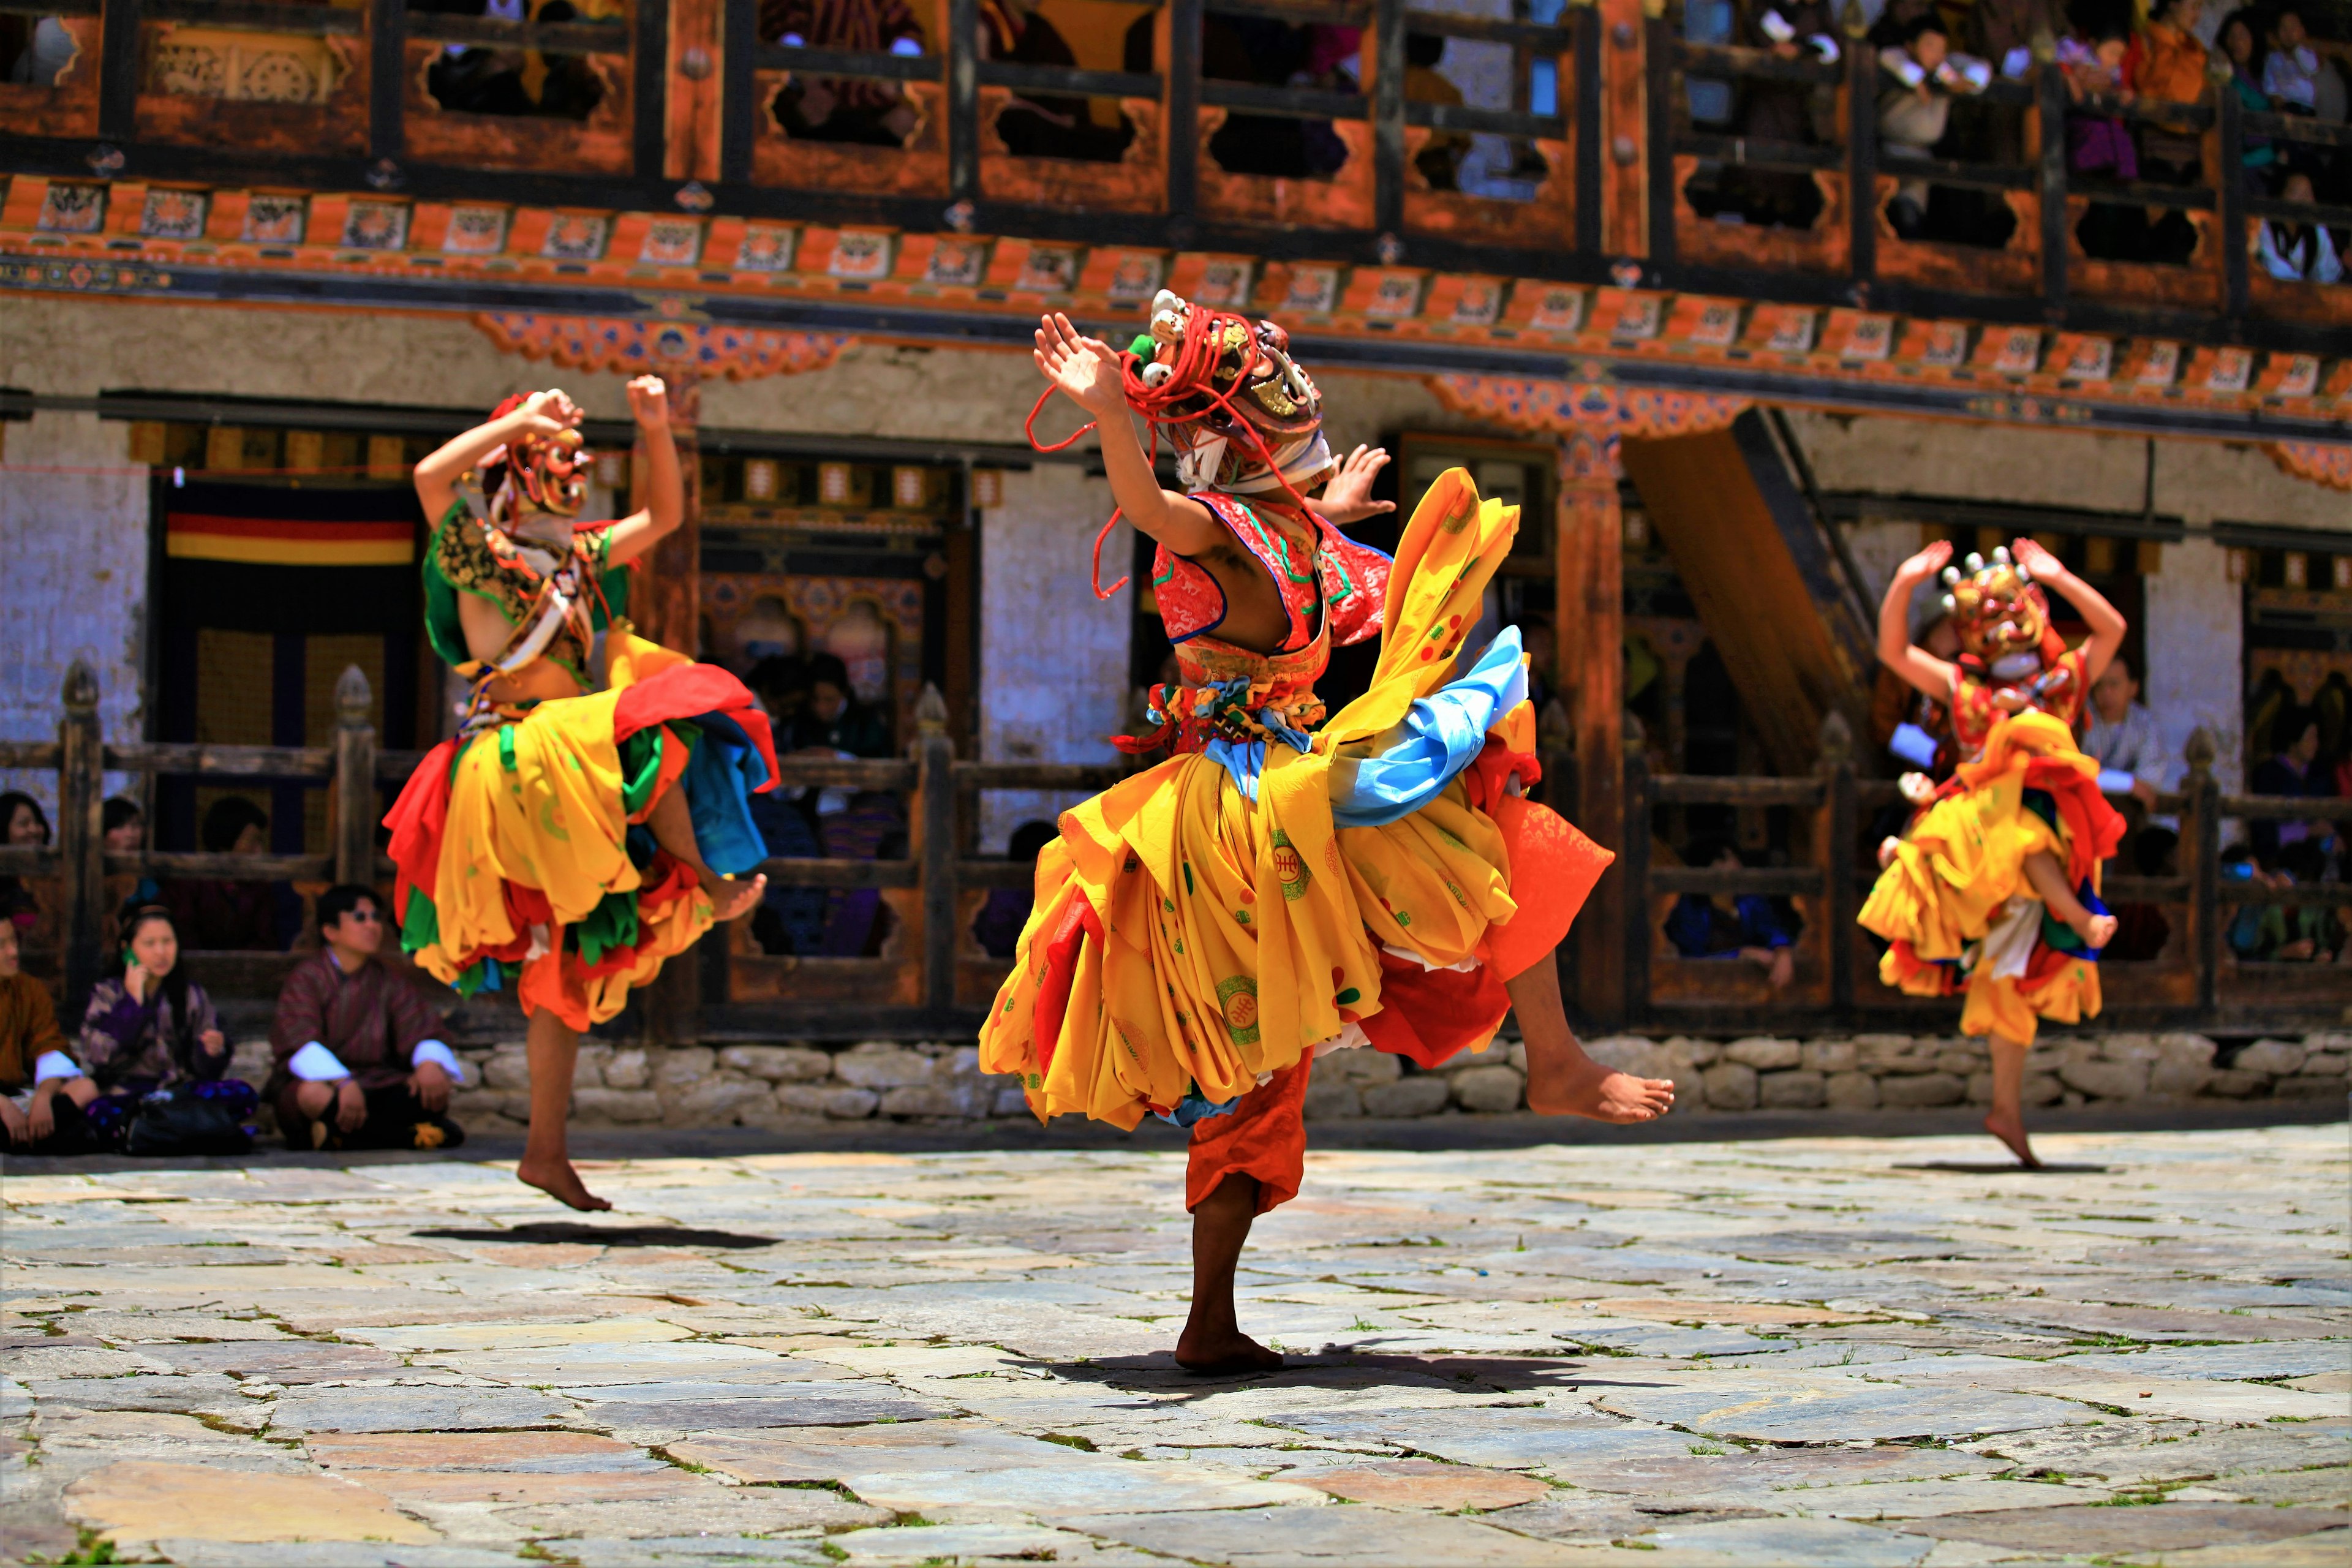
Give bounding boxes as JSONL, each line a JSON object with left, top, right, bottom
{"left": 1126, "top": 289, "right": 1332, "bottom": 495}
{"left": 1939, "top": 545, "right": 2062, "bottom": 681}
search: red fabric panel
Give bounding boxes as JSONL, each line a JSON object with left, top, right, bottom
{"left": 1486, "top": 795, "right": 1611, "bottom": 982}
{"left": 1186, "top": 1054, "right": 1313, "bottom": 1215}
{"left": 1029, "top": 891, "right": 1099, "bottom": 1082}
{"left": 1360, "top": 949, "right": 1511, "bottom": 1069}
{"left": 383, "top": 739, "right": 458, "bottom": 914}
{"left": 611, "top": 663, "right": 781, "bottom": 792}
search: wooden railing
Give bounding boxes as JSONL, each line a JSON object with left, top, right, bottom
{"left": 1624, "top": 714, "right": 2350, "bottom": 1033}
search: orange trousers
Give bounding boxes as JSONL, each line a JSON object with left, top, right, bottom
{"left": 1185, "top": 1054, "right": 1315, "bottom": 1216}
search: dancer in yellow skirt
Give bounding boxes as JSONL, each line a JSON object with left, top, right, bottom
{"left": 1861, "top": 538, "right": 2127, "bottom": 1167}
{"left": 386, "top": 378, "right": 774, "bottom": 1209}
{"left": 982, "top": 299, "right": 1674, "bottom": 1372}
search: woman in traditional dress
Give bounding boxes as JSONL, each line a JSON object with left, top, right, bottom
{"left": 981, "top": 299, "right": 1675, "bottom": 1372}
{"left": 1862, "top": 538, "right": 2126, "bottom": 1169}
{"left": 386, "top": 376, "right": 775, "bottom": 1210}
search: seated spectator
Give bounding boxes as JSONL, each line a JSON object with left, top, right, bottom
{"left": 2059, "top": 0, "right": 2146, "bottom": 259}
{"left": 268, "top": 884, "right": 466, "bottom": 1152}
{"left": 1877, "top": 17, "right": 1988, "bottom": 239}
{"left": 764, "top": 0, "right": 925, "bottom": 147}
{"left": 1405, "top": 32, "right": 1471, "bottom": 192}
{"left": 2083, "top": 655, "right": 2164, "bottom": 808}
{"left": 102, "top": 796, "right": 162, "bottom": 911}
{"left": 2105, "top": 825, "right": 2176, "bottom": 960}
{"left": 2251, "top": 703, "right": 2334, "bottom": 858}
{"left": 165, "top": 796, "right": 282, "bottom": 952}
{"left": 2260, "top": 173, "right": 2345, "bottom": 281}
{"left": 1663, "top": 835, "right": 1798, "bottom": 992}
{"left": 0, "top": 919, "right": 97, "bottom": 1152}
{"left": 77, "top": 904, "right": 255, "bottom": 1147}
{"left": 788, "top": 652, "right": 892, "bottom": 759}
{"left": 1, "top": 790, "right": 55, "bottom": 952}
{"left": 2128, "top": 0, "right": 2209, "bottom": 175}
{"left": 974, "top": 819, "right": 1057, "bottom": 959}
{"left": 2263, "top": 6, "right": 2321, "bottom": 115}
{"left": 2219, "top": 9, "right": 2279, "bottom": 186}
{"left": 986, "top": 0, "right": 1139, "bottom": 164}
{"left": 2269, "top": 840, "right": 2343, "bottom": 961}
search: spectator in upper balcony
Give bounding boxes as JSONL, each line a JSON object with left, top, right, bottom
{"left": 1969, "top": 0, "right": 2051, "bottom": 85}
{"left": 2264, "top": 6, "right": 2321, "bottom": 115}
{"left": 1200, "top": 11, "right": 1351, "bottom": 179}
{"left": 980, "top": 0, "right": 1142, "bottom": 164}
{"left": 1877, "top": 16, "right": 1991, "bottom": 240}
{"left": 2219, "top": 9, "right": 2280, "bottom": 186}
{"left": 2260, "top": 172, "right": 2346, "bottom": 279}
{"left": 1405, "top": 32, "right": 1472, "bottom": 192}
{"left": 2128, "top": 0, "right": 2209, "bottom": 175}
{"left": 2060, "top": 0, "right": 2149, "bottom": 258}
{"left": 763, "top": 0, "right": 927, "bottom": 146}
{"left": 1724, "top": 0, "right": 1839, "bottom": 229}
{"left": 420, "top": 0, "right": 608, "bottom": 121}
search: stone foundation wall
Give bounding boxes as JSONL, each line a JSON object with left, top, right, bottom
{"left": 393, "top": 1031, "right": 2350, "bottom": 1136}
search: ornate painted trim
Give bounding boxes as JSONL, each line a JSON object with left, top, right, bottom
{"left": 1428, "top": 375, "right": 1749, "bottom": 478}
{"left": 472, "top": 313, "right": 852, "bottom": 382}
{"left": 2266, "top": 440, "right": 2352, "bottom": 492}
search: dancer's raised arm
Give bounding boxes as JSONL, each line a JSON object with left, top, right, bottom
{"left": 413, "top": 388, "right": 582, "bottom": 524}
{"left": 2013, "top": 537, "right": 2125, "bottom": 682}
{"left": 1034, "top": 312, "right": 1223, "bottom": 556}
{"left": 602, "top": 376, "right": 684, "bottom": 566}
{"left": 1878, "top": 538, "right": 1958, "bottom": 700}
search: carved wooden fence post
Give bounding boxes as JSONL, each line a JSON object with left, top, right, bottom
{"left": 1620, "top": 715, "right": 1651, "bottom": 1031}
{"left": 2184, "top": 726, "right": 2220, "bottom": 1014}
{"left": 1816, "top": 709, "right": 1857, "bottom": 1019}
{"left": 914, "top": 684, "right": 957, "bottom": 1022}
{"left": 332, "top": 665, "right": 378, "bottom": 890}
{"left": 58, "top": 661, "right": 105, "bottom": 1006}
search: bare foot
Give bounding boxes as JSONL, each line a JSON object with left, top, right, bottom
{"left": 1174, "top": 1326, "right": 1284, "bottom": 1374}
{"left": 517, "top": 1155, "right": 614, "bottom": 1211}
{"left": 1983, "top": 1108, "right": 2041, "bottom": 1169}
{"left": 2070, "top": 910, "right": 2117, "bottom": 948}
{"left": 701, "top": 871, "right": 767, "bottom": 923}
{"left": 1528, "top": 1057, "right": 1675, "bottom": 1122}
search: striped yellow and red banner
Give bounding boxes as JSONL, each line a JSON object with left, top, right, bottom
{"left": 165, "top": 512, "right": 415, "bottom": 567}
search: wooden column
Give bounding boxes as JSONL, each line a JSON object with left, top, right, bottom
{"left": 331, "top": 665, "right": 379, "bottom": 891}
{"left": 1558, "top": 438, "right": 1626, "bottom": 1027}
{"left": 1599, "top": 0, "right": 1649, "bottom": 257}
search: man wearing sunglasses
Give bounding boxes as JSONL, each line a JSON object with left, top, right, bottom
{"left": 267, "top": 884, "right": 468, "bottom": 1151}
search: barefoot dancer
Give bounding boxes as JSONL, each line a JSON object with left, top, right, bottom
{"left": 386, "top": 379, "right": 774, "bottom": 1210}
{"left": 980, "top": 298, "right": 1675, "bottom": 1373}
{"left": 1862, "top": 540, "right": 2127, "bottom": 1169}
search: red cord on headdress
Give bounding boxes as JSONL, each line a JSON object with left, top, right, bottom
{"left": 1023, "top": 306, "right": 1321, "bottom": 601}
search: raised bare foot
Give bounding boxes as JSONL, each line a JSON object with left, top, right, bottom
{"left": 1983, "top": 1109, "right": 2041, "bottom": 1169}
{"left": 1174, "top": 1326, "right": 1284, "bottom": 1374}
{"left": 518, "top": 1155, "right": 614, "bottom": 1211}
{"left": 2069, "top": 909, "right": 2117, "bottom": 949}
{"left": 1527, "top": 1057, "right": 1675, "bottom": 1122}
{"left": 701, "top": 871, "right": 767, "bottom": 923}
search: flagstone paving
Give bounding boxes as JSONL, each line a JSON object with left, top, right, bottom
{"left": 3, "top": 1125, "right": 2345, "bottom": 1567}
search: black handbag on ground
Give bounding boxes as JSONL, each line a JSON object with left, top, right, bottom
{"left": 123, "top": 1090, "right": 253, "bottom": 1157}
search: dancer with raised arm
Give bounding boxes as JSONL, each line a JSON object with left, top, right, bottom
{"left": 981, "top": 298, "right": 1675, "bottom": 1373}
{"left": 1862, "top": 538, "right": 2127, "bottom": 1169}
{"left": 385, "top": 376, "right": 775, "bottom": 1210}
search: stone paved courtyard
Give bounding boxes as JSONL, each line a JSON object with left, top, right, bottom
{"left": 3, "top": 1125, "right": 2346, "bottom": 1567}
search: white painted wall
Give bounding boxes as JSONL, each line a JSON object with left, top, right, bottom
{"left": 2143, "top": 539, "right": 2244, "bottom": 794}
{"left": 975, "top": 464, "right": 1134, "bottom": 853}
{"left": 0, "top": 410, "right": 149, "bottom": 816}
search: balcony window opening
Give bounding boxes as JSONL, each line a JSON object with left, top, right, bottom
{"left": 2, "top": 15, "right": 77, "bottom": 86}
{"left": 982, "top": 0, "right": 1152, "bottom": 164}
{"left": 1404, "top": 28, "right": 1551, "bottom": 202}
{"left": 1691, "top": 0, "right": 1838, "bottom": 228}
{"left": 1204, "top": 10, "right": 1355, "bottom": 180}
{"left": 765, "top": 0, "right": 926, "bottom": 145}
{"left": 420, "top": 0, "right": 611, "bottom": 121}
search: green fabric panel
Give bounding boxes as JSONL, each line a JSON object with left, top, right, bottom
{"left": 399, "top": 886, "right": 441, "bottom": 957}
{"left": 499, "top": 725, "right": 518, "bottom": 772}
{"left": 617, "top": 728, "right": 666, "bottom": 816}
{"left": 576, "top": 889, "right": 642, "bottom": 967}
{"left": 421, "top": 501, "right": 473, "bottom": 669}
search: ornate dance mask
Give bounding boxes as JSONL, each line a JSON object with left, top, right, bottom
{"left": 1940, "top": 546, "right": 2057, "bottom": 680}
{"left": 477, "top": 391, "right": 591, "bottom": 551}
{"left": 1128, "top": 290, "right": 1331, "bottom": 495}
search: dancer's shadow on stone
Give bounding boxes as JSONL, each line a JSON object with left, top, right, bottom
{"left": 1033, "top": 1350, "right": 1602, "bottom": 1393}
{"left": 415, "top": 1222, "right": 780, "bottom": 1248}
{"left": 1893, "top": 1161, "right": 2113, "bottom": 1174}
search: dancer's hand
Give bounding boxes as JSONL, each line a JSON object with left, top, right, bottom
{"left": 1313, "top": 445, "right": 1396, "bottom": 527}
{"left": 1034, "top": 313, "right": 1127, "bottom": 420}
{"left": 2013, "top": 536, "right": 2067, "bottom": 582}
{"left": 513, "top": 389, "right": 583, "bottom": 439}
{"left": 1894, "top": 538, "right": 1953, "bottom": 584}
{"left": 626, "top": 375, "right": 671, "bottom": 434}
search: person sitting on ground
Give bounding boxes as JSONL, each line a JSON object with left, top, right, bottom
{"left": 77, "top": 904, "right": 254, "bottom": 1146}
{"left": 0, "top": 919, "right": 98, "bottom": 1152}
{"left": 2260, "top": 173, "right": 2346, "bottom": 281}
{"left": 2268, "top": 840, "right": 2343, "bottom": 962}
{"left": 973, "top": 818, "right": 1057, "bottom": 960}
{"left": 267, "top": 884, "right": 466, "bottom": 1152}
{"left": 2082, "top": 655, "right": 2165, "bottom": 809}
{"left": 165, "top": 796, "right": 282, "bottom": 952}
{"left": 1663, "top": 835, "right": 1800, "bottom": 992}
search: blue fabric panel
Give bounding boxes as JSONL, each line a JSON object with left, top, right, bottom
{"left": 1327, "top": 628, "right": 1528, "bottom": 829}
{"left": 680, "top": 721, "right": 770, "bottom": 877}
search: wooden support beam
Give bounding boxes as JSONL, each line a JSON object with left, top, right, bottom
{"left": 1558, "top": 445, "right": 1625, "bottom": 1028}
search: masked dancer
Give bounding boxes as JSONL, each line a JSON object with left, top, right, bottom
{"left": 386, "top": 377, "right": 775, "bottom": 1210}
{"left": 981, "top": 299, "right": 1676, "bottom": 1373}
{"left": 1863, "top": 539, "right": 2126, "bottom": 1169}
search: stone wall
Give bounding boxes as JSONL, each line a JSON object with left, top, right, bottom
{"left": 375, "top": 1031, "right": 2348, "bottom": 1136}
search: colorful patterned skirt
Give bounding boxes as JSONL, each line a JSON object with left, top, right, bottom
{"left": 385, "top": 628, "right": 778, "bottom": 1031}
{"left": 978, "top": 471, "right": 1613, "bottom": 1129}
{"left": 1860, "top": 709, "right": 2126, "bottom": 1044}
